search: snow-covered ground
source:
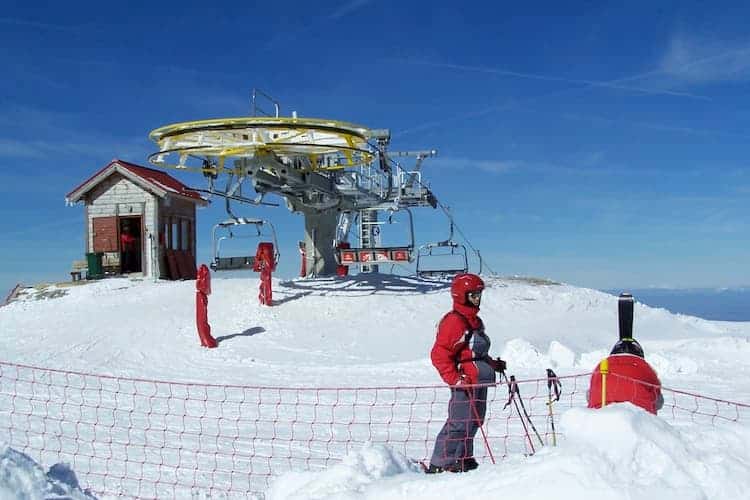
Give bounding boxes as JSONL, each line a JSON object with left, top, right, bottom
{"left": 268, "top": 405, "right": 750, "bottom": 500}
{"left": 0, "top": 444, "right": 95, "bottom": 499}
{"left": 1, "top": 274, "right": 749, "bottom": 499}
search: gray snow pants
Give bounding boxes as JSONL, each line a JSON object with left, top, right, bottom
{"left": 429, "top": 386, "right": 487, "bottom": 467}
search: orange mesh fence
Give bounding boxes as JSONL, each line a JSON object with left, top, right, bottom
{"left": 1, "top": 361, "right": 747, "bottom": 498}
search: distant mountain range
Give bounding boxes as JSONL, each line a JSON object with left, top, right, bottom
{"left": 603, "top": 287, "right": 750, "bottom": 322}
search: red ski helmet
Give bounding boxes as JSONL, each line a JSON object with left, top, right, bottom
{"left": 610, "top": 338, "right": 645, "bottom": 358}
{"left": 451, "top": 273, "right": 485, "bottom": 305}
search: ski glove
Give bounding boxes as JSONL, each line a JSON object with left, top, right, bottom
{"left": 453, "top": 374, "right": 472, "bottom": 388}
{"left": 488, "top": 357, "right": 507, "bottom": 373}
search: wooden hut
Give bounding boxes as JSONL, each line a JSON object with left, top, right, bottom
{"left": 66, "top": 159, "right": 208, "bottom": 280}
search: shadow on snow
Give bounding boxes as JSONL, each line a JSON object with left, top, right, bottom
{"left": 215, "top": 326, "right": 266, "bottom": 344}
{"left": 278, "top": 273, "right": 452, "bottom": 296}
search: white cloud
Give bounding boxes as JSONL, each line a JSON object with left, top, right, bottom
{"left": 429, "top": 155, "right": 627, "bottom": 177}
{"left": 475, "top": 159, "right": 521, "bottom": 174}
{"left": 0, "top": 139, "right": 48, "bottom": 159}
{"left": 0, "top": 17, "right": 78, "bottom": 31}
{"left": 659, "top": 35, "right": 750, "bottom": 83}
{"left": 577, "top": 151, "right": 605, "bottom": 168}
{"left": 328, "top": 0, "right": 372, "bottom": 20}
{"left": 431, "top": 156, "right": 521, "bottom": 174}
{"left": 0, "top": 136, "right": 150, "bottom": 163}
{"left": 392, "top": 59, "right": 708, "bottom": 100}
{"left": 561, "top": 111, "right": 750, "bottom": 140}
{"left": 0, "top": 105, "right": 151, "bottom": 162}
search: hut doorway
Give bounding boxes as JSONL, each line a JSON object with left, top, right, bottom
{"left": 119, "top": 216, "right": 142, "bottom": 274}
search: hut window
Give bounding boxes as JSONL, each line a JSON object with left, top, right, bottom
{"left": 171, "top": 220, "right": 179, "bottom": 250}
{"left": 181, "top": 219, "right": 189, "bottom": 250}
{"left": 187, "top": 220, "right": 193, "bottom": 254}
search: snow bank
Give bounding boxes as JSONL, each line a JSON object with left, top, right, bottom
{"left": 0, "top": 443, "right": 95, "bottom": 500}
{"left": 266, "top": 404, "right": 750, "bottom": 500}
{"left": 266, "top": 443, "right": 418, "bottom": 499}
{"left": 558, "top": 404, "right": 750, "bottom": 499}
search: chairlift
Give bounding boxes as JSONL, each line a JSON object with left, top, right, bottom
{"left": 415, "top": 221, "right": 469, "bottom": 279}
{"left": 335, "top": 208, "right": 415, "bottom": 266}
{"left": 210, "top": 217, "right": 280, "bottom": 271}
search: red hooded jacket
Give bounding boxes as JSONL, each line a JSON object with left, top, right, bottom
{"left": 430, "top": 301, "right": 490, "bottom": 386}
{"left": 588, "top": 354, "right": 662, "bottom": 414}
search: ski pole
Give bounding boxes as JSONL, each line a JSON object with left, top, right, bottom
{"left": 545, "top": 368, "right": 561, "bottom": 446}
{"left": 510, "top": 375, "right": 544, "bottom": 447}
{"left": 502, "top": 372, "right": 535, "bottom": 455}
{"left": 600, "top": 358, "right": 609, "bottom": 408}
{"left": 468, "top": 386, "right": 496, "bottom": 464}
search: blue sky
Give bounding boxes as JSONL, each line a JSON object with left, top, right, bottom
{"left": 1, "top": 1, "right": 749, "bottom": 294}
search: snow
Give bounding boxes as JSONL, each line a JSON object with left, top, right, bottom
{"left": 0, "top": 443, "right": 95, "bottom": 500}
{"left": 1, "top": 273, "right": 749, "bottom": 499}
{"left": 267, "top": 404, "right": 750, "bottom": 500}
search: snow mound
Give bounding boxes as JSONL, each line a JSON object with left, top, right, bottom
{"left": 266, "top": 443, "right": 418, "bottom": 499}
{"left": 558, "top": 404, "right": 750, "bottom": 499}
{"left": 266, "top": 405, "right": 750, "bottom": 500}
{"left": 0, "top": 443, "right": 96, "bottom": 500}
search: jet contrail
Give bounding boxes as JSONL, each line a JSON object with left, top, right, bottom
{"left": 397, "top": 60, "right": 708, "bottom": 100}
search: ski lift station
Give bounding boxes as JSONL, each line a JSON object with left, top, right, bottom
{"left": 65, "top": 160, "right": 208, "bottom": 281}
{"left": 73, "top": 89, "right": 483, "bottom": 280}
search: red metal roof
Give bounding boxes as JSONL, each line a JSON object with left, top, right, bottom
{"left": 66, "top": 159, "right": 206, "bottom": 203}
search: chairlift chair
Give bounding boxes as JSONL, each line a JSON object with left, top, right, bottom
{"left": 210, "top": 217, "right": 280, "bottom": 271}
{"left": 415, "top": 241, "right": 469, "bottom": 279}
{"left": 335, "top": 208, "right": 415, "bottom": 267}
{"left": 415, "top": 221, "right": 469, "bottom": 279}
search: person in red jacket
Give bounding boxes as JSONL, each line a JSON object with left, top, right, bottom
{"left": 120, "top": 225, "right": 138, "bottom": 273}
{"left": 588, "top": 338, "right": 663, "bottom": 415}
{"left": 427, "top": 273, "right": 506, "bottom": 473}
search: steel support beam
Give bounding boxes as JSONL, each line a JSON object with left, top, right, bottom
{"left": 300, "top": 208, "right": 339, "bottom": 277}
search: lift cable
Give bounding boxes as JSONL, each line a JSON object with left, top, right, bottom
{"left": 380, "top": 153, "right": 498, "bottom": 277}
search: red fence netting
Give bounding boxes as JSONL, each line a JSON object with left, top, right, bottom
{"left": 0, "top": 360, "right": 747, "bottom": 498}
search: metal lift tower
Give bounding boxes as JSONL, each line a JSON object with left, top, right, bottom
{"left": 148, "top": 90, "right": 437, "bottom": 277}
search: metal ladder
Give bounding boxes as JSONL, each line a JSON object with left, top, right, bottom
{"left": 359, "top": 209, "right": 380, "bottom": 272}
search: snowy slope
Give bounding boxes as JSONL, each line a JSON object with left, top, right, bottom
{"left": 1, "top": 274, "right": 749, "bottom": 499}
{"left": 1, "top": 275, "right": 748, "bottom": 394}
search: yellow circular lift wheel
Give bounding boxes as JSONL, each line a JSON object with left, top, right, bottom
{"left": 149, "top": 116, "right": 376, "bottom": 175}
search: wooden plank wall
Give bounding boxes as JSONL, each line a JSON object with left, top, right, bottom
{"left": 86, "top": 173, "right": 158, "bottom": 277}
